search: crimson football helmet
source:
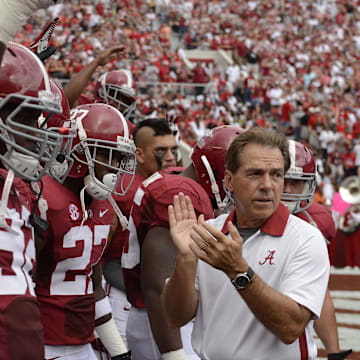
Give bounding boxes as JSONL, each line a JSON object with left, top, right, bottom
{"left": 0, "top": 42, "right": 68, "bottom": 182}
{"left": 191, "top": 125, "right": 244, "bottom": 211}
{"left": 94, "top": 70, "right": 137, "bottom": 119}
{"left": 38, "top": 80, "right": 75, "bottom": 183}
{"left": 281, "top": 140, "right": 316, "bottom": 214}
{"left": 68, "top": 103, "right": 136, "bottom": 199}
{"left": 39, "top": 80, "right": 71, "bottom": 128}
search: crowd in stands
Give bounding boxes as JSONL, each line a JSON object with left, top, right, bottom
{"left": 15, "top": 0, "right": 360, "bottom": 222}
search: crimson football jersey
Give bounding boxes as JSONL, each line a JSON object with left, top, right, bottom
{"left": 77, "top": 93, "right": 93, "bottom": 106}
{"left": 35, "top": 175, "right": 114, "bottom": 345}
{"left": 0, "top": 169, "right": 44, "bottom": 359}
{"left": 122, "top": 171, "right": 214, "bottom": 308}
{"left": 296, "top": 202, "right": 336, "bottom": 242}
{"left": 103, "top": 172, "right": 145, "bottom": 262}
{"left": 0, "top": 169, "right": 37, "bottom": 299}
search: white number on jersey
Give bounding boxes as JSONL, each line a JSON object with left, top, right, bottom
{"left": 0, "top": 206, "right": 35, "bottom": 295}
{"left": 50, "top": 225, "right": 109, "bottom": 295}
{"left": 121, "top": 215, "right": 140, "bottom": 269}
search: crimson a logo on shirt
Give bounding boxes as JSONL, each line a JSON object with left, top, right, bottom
{"left": 69, "top": 203, "right": 80, "bottom": 221}
{"left": 259, "top": 250, "right": 276, "bottom": 265}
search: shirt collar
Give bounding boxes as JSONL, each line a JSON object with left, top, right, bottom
{"left": 221, "top": 202, "right": 290, "bottom": 236}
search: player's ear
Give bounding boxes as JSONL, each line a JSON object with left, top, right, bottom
{"left": 224, "top": 169, "right": 234, "bottom": 193}
{"left": 135, "top": 146, "right": 144, "bottom": 164}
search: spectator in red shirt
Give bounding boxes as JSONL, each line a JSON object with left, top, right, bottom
{"left": 192, "top": 61, "right": 209, "bottom": 95}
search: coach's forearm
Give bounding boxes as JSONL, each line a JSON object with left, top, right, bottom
{"left": 237, "top": 273, "right": 312, "bottom": 344}
{"left": 162, "top": 254, "right": 198, "bottom": 328}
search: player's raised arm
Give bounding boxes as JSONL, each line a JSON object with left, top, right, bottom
{"left": 63, "top": 45, "right": 126, "bottom": 108}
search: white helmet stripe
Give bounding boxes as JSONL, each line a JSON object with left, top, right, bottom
{"left": 101, "top": 72, "right": 107, "bottom": 87}
{"left": 288, "top": 139, "right": 302, "bottom": 173}
{"left": 10, "top": 42, "right": 51, "bottom": 92}
{"left": 112, "top": 106, "right": 129, "bottom": 138}
{"left": 123, "top": 70, "right": 133, "bottom": 87}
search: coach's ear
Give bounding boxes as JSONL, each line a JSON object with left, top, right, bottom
{"left": 224, "top": 169, "right": 234, "bottom": 193}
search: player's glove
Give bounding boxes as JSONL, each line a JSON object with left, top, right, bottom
{"left": 328, "top": 349, "right": 352, "bottom": 360}
{"left": 29, "top": 17, "right": 59, "bottom": 62}
{"left": 111, "top": 351, "right": 132, "bottom": 360}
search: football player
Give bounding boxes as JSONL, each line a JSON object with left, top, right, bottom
{"left": 282, "top": 140, "right": 352, "bottom": 360}
{"left": 0, "top": 41, "right": 71, "bottom": 360}
{"left": 61, "top": 46, "right": 132, "bottom": 112}
{"left": 103, "top": 117, "right": 178, "bottom": 346}
{"left": 122, "top": 126, "right": 243, "bottom": 360}
{"left": 35, "top": 103, "right": 134, "bottom": 360}
{"left": 93, "top": 70, "right": 137, "bottom": 121}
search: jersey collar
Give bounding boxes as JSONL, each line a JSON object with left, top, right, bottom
{"left": 221, "top": 202, "right": 290, "bottom": 236}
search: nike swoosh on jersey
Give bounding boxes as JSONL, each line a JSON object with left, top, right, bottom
{"left": 99, "top": 209, "right": 109, "bottom": 218}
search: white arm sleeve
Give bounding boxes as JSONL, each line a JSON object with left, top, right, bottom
{"left": 96, "top": 318, "right": 128, "bottom": 357}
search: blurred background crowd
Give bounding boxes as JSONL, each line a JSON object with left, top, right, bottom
{"left": 15, "top": 0, "right": 360, "bottom": 230}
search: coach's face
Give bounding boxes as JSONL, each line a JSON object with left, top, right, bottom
{"left": 225, "top": 143, "right": 285, "bottom": 228}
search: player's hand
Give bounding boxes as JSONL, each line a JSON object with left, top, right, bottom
{"left": 189, "top": 220, "right": 248, "bottom": 279}
{"left": 168, "top": 192, "right": 202, "bottom": 257}
{"left": 95, "top": 45, "right": 126, "bottom": 67}
{"left": 165, "top": 112, "right": 179, "bottom": 126}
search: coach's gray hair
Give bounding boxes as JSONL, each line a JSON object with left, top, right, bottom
{"left": 225, "top": 127, "right": 290, "bottom": 174}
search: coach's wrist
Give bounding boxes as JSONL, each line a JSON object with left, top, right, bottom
{"left": 226, "top": 260, "right": 249, "bottom": 280}
{"left": 161, "top": 348, "right": 186, "bottom": 360}
{"left": 177, "top": 253, "right": 197, "bottom": 264}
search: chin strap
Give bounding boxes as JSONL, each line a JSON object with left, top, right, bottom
{"left": 200, "top": 155, "right": 230, "bottom": 213}
{"left": 5, "top": 150, "right": 42, "bottom": 180}
{"left": 30, "top": 181, "right": 48, "bottom": 221}
{"left": 107, "top": 195, "right": 128, "bottom": 230}
{"left": 0, "top": 170, "right": 17, "bottom": 234}
{"left": 79, "top": 176, "right": 128, "bottom": 230}
{"left": 29, "top": 180, "right": 49, "bottom": 233}
{"left": 79, "top": 185, "right": 89, "bottom": 228}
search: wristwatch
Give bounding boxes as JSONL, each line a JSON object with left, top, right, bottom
{"left": 231, "top": 266, "right": 254, "bottom": 290}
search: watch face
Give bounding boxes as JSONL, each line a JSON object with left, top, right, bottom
{"left": 234, "top": 275, "right": 249, "bottom": 289}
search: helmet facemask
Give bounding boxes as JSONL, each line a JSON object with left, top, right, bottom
{"left": 98, "top": 84, "right": 136, "bottom": 119}
{"left": 282, "top": 171, "right": 316, "bottom": 214}
{"left": 0, "top": 92, "right": 69, "bottom": 182}
{"left": 71, "top": 136, "right": 136, "bottom": 200}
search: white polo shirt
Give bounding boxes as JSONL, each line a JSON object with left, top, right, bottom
{"left": 192, "top": 203, "right": 329, "bottom": 360}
